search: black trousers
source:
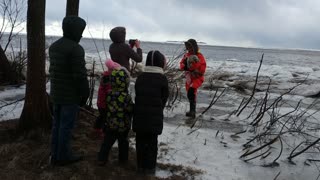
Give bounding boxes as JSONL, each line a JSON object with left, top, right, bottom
{"left": 136, "top": 132, "right": 158, "bottom": 170}
{"left": 94, "top": 108, "right": 107, "bottom": 129}
{"left": 98, "top": 129, "right": 129, "bottom": 162}
{"left": 187, "top": 87, "right": 196, "bottom": 102}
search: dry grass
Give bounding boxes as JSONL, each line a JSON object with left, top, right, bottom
{"left": 0, "top": 111, "right": 203, "bottom": 180}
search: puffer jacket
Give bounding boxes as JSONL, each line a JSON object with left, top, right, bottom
{"left": 97, "top": 71, "right": 112, "bottom": 109}
{"left": 105, "top": 69, "right": 133, "bottom": 132}
{"left": 49, "top": 16, "right": 89, "bottom": 104}
{"left": 133, "top": 50, "right": 169, "bottom": 135}
{"left": 109, "top": 27, "right": 142, "bottom": 72}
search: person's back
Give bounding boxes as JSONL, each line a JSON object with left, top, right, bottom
{"left": 49, "top": 17, "right": 89, "bottom": 105}
{"left": 109, "top": 26, "right": 142, "bottom": 72}
{"left": 95, "top": 59, "right": 122, "bottom": 138}
{"left": 49, "top": 16, "right": 89, "bottom": 166}
{"left": 133, "top": 50, "right": 169, "bottom": 174}
{"left": 98, "top": 68, "right": 133, "bottom": 165}
{"left": 133, "top": 68, "right": 168, "bottom": 134}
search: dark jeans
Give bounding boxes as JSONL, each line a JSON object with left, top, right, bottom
{"left": 136, "top": 132, "right": 158, "bottom": 170}
{"left": 98, "top": 129, "right": 129, "bottom": 162}
{"left": 51, "top": 104, "right": 79, "bottom": 161}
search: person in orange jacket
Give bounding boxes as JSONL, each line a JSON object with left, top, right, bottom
{"left": 180, "top": 39, "right": 206, "bottom": 118}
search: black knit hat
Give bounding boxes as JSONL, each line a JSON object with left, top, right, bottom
{"left": 145, "top": 50, "right": 166, "bottom": 68}
{"left": 184, "top": 39, "right": 198, "bottom": 55}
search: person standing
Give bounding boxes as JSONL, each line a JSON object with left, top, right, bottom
{"left": 109, "top": 26, "right": 143, "bottom": 72}
{"left": 49, "top": 16, "right": 89, "bottom": 166}
{"left": 95, "top": 59, "right": 121, "bottom": 138}
{"left": 98, "top": 68, "right": 133, "bottom": 165}
{"left": 133, "top": 50, "right": 169, "bottom": 175}
{"left": 179, "top": 39, "right": 206, "bottom": 118}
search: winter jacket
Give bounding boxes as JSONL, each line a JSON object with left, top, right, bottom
{"left": 97, "top": 71, "right": 112, "bottom": 109}
{"left": 109, "top": 27, "right": 142, "bottom": 72}
{"left": 180, "top": 40, "right": 207, "bottom": 91}
{"left": 133, "top": 50, "right": 169, "bottom": 135}
{"left": 97, "top": 59, "right": 122, "bottom": 109}
{"left": 49, "top": 16, "right": 89, "bottom": 105}
{"left": 105, "top": 69, "right": 134, "bottom": 132}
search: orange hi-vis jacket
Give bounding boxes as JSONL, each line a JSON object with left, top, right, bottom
{"left": 179, "top": 52, "right": 206, "bottom": 91}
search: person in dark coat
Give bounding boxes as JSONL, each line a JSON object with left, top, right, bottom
{"left": 109, "top": 26, "right": 143, "bottom": 72}
{"left": 49, "top": 16, "right": 89, "bottom": 166}
{"left": 98, "top": 68, "right": 134, "bottom": 165}
{"left": 133, "top": 50, "right": 169, "bottom": 175}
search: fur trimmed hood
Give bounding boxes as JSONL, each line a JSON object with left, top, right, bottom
{"left": 144, "top": 66, "right": 164, "bottom": 74}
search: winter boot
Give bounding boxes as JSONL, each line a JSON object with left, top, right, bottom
{"left": 186, "top": 101, "right": 196, "bottom": 118}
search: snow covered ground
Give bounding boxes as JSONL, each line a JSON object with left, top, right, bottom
{"left": 1, "top": 52, "right": 320, "bottom": 179}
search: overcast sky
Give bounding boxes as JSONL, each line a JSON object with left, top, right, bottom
{"left": 26, "top": 0, "right": 320, "bottom": 49}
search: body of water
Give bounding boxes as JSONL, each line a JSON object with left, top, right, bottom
{"left": 2, "top": 34, "right": 320, "bottom": 68}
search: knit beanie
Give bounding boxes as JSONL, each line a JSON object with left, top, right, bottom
{"left": 145, "top": 50, "right": 166, "bottom": 68}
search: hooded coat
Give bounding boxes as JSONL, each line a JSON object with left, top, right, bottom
{"left": 109, "top": 27, "right": 142, "bottom": 72}
{"left": 49, "top": 16, "right": 89, "bottom": 105}
{"left": 179, "top": 39, "right": 206, "bottom": 92}
{"left": 97, "top": 60, "right": 121, "bottom": 109}
{"left": 105, "top": 69, "right": 134, "bottom": 132}
{"left": 133, "top": 51, "right": 169, "bottom": 135}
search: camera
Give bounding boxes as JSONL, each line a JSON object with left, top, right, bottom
{"left": 129, "top": 39, "right": 136, "bottom": 48}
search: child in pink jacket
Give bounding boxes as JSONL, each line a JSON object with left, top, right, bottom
{"left": 95, "top": 59, "right": 121, "bottom": 137}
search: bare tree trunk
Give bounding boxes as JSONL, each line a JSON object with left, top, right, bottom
{"left": 19, "top": 0, "right": 51, "bottom": 133}
{"left": 66, "top": 0, "right": 79, "bottom": 16}
{"left": 0, "top": 45, "right": 17, "bottom": 84}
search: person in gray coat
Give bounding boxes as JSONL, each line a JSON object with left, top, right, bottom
{"left": 109, "top": 26, "right": 143, "bottom": 72}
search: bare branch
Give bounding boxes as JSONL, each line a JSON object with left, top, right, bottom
{"left": 288, "top": 138, "right": 320, "bottom": 161}
{"left": 237, "top": 53, "right": 264, "bottom": 116}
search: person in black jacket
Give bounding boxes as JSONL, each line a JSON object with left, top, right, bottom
{"left": 49, "top": 16, "right": 89, "bottom": 166}
{"left": 133, "top": 50, "right": 169, "bottom": 175}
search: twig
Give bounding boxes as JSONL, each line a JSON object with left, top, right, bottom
{"left": 87, "top": 23, "right": 104, "bottom": 71}
{"left": 273, "top": 171, "right": 281, "bottom": 180}
{"left": 273, "top": 136, "right": 283, "bottom": 163}
{"left": 0, "top": 97, "right": 24, "bottom": 109}
{"left": 244, "top": 147, "right": 271, "bottom": 162}
{"left": 240, "top": 136, "right": 278, "bottom": 158}
{"left": 237, "top": 53, "right": 264, "bottom": 116}
{"left": 190, "top": 88, "right": 226, "bottom": 129}
{"left": 307, "top": 159, "right": 320, "bottom": 162}
{"left": 234, "top": 130, "right": 246, "bottom": 135}
{"left": 288, "top": 138, "right": 320, "bottom": 161}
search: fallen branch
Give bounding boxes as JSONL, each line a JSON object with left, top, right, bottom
{"left": 0, "top": 97, "right": 24, "bottom": 109}
{"left": 288, "top": 138, "right": 320, "bottom": 161}
{"left": 190, "top": 88, "right": 226, "bottom": 129}
{"left": 273, "top": 171, "right": 281, "bottom": 180}
{"left": 237, "top": 53, "right": 264, "bottom": 116}
{"left": 240, "top": 136, "right": 278, "bottom": 158}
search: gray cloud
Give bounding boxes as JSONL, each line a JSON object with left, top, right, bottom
{"left": 43, "top": 0, "right": 320, "bottom": 49}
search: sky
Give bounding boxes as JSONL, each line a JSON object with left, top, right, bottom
{"left": 3, "top": 0, "right": 320, "bottom": 49}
